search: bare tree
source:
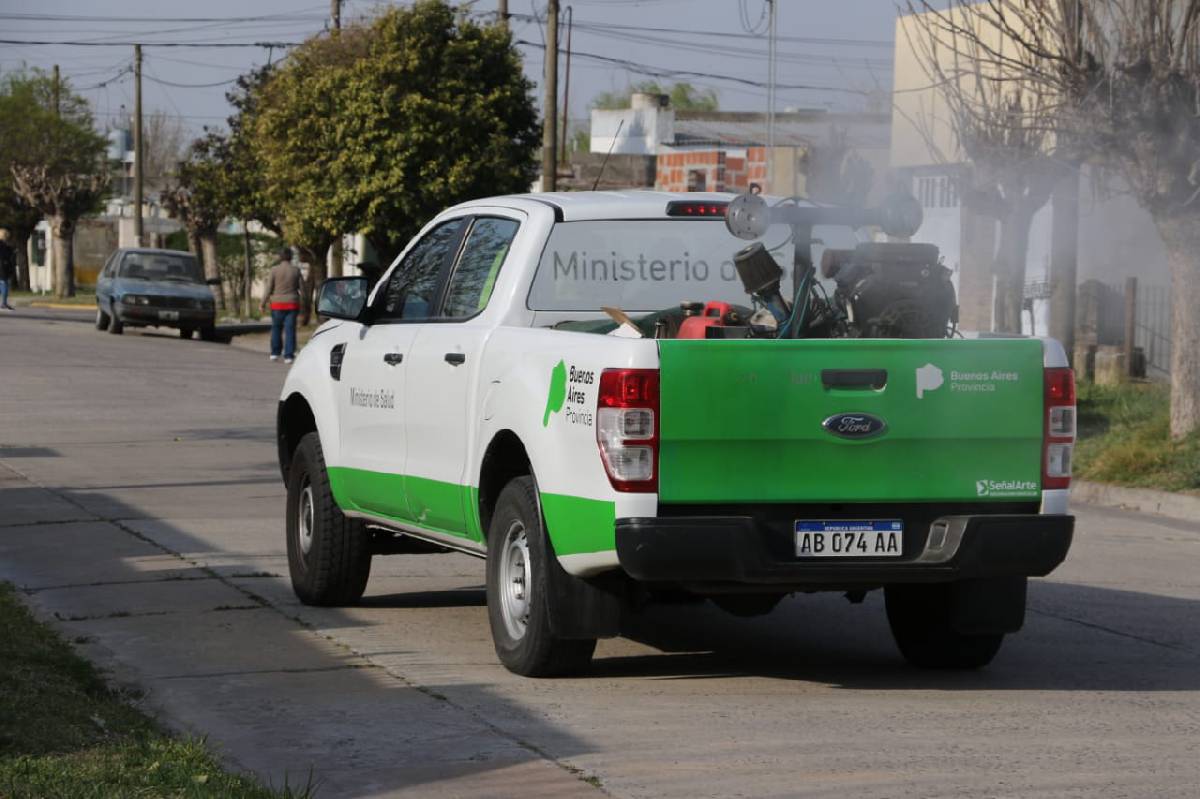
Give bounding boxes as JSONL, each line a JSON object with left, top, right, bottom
{"left": 163, "top": 144, "right": 228, "bottom": 310}
{"left": 142, "top": 111, "right": 188, "bottom": 196}
{"left": 907, "top": 0, "right": 1200, "bottom": 437}
{"left": 12, "top": 166, "right": 108, "bottom": 298}
{"left": 903, "top": 2, "right": 1074, "bottom": 333}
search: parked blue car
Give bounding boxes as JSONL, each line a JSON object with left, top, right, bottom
{"left": 95, "top": 248, "right": 218, "bottom": 339}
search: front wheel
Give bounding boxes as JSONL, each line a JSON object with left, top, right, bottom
{"left": 885, "top": 583, "right": 1005, "bottom": 669}
{"left": 179, "top": 328, "right": 194, "bottom": 340}
{"left": 108, "top": 313, "right": 123, "bottom": 335}
{"left": 486, "top": 477, "right": 596, "bottom": 677}
{"left": 286, "top": 432, "right": 371, "bottom": 606}
{"left": 198, "top": 324, "right": 218, "bottom": 342}
{"left": 95, "top": 307, "right": 110, "bottom": 331}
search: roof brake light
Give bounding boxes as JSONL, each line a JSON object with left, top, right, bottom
{"left": 666, "top": 201, "right": 729, "bottom": 218}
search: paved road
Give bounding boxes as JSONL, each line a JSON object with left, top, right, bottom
{"left": 2, "top": 308, "right": 1199, "bottom": 798}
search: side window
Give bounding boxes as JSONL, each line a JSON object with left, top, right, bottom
{"left": 442, "top": 218, "right": 520, "bottom": 318}
{"left": 101, "top": 252, "right": 117, "bottom": 278}
{"left": 378, "top": 220, "right": 464, "bottom": 321}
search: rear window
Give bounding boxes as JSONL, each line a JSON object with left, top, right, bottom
{"left": 528, "top": 219, "right": 858, "bottom": 313}
{"left": 119, "top": 252, "right": 203, "bottom": 283}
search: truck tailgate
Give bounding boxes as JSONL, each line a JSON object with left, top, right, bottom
{"left": 657, "top": 338, "right": 1045, "bottom": 504}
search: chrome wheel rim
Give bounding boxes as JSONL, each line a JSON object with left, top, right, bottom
{"left": 298, "top": 481, "right": 315, "bottom": 556}
{"left": 498, "top": 520, "right": 531, "bottom": 640}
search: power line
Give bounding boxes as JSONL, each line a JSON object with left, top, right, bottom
{"left": 504, "top": 12, "right": 893, "bottom": 48}
{"left": 142, "top": 72, "right": 240, "bottom": 89}
{"left": 0, "top": 39, "right": 301, "bottom": 49}
{"left": 515, "top": 39, "right": 870, "bottom": 95}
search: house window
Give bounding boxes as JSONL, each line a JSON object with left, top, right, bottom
{"left": 686, "top": 169, "right": 707, "bottom": 192}
{"left": 915, "top": 175, "right": 958, "bottom": 209}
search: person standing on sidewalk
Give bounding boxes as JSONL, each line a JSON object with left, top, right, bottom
{"left": 0, "top": 230, "right": 16, "bottom": 311}
{"left": 260, "top": 247, "right": 304, "bottom": 363}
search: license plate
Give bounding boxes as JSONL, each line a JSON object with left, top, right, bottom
{"left": 795, "top": 519, "right": 903, "bottom": 558}
{"left": 158, "top": 310, "right": 180, "bottom": 321}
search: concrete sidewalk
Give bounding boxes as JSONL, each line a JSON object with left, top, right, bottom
{"left": 0, "top": 460, "right": 599, "bottom": 799}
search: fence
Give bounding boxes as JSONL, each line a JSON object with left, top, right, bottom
{"left": 1078, "top": 279, "right": 1171, "bottom": 378}
{"left": 1134, "top": 282, "right": 1172, "bottom": 378}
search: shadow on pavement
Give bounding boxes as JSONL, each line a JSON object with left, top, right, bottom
{"left": 0, "top": 472, "right": 597, "bottom": 797}
{"left": 584, "top": 580, "right": 1200, "bottom": 691}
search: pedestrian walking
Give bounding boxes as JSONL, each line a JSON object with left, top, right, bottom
{"left": 0, "top": 230, "right": 16, "bottom": 311}
{"left": 260, "top": 247, "right": 304, "bottom": 363}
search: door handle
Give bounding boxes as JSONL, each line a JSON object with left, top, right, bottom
{"left": 444, "top": 352, "right": 466, "bottom": 366}
{"left": 383, "top": 352, "right": 404, "bottom": 366}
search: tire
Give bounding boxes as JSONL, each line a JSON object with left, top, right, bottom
{"left": 95, "top": 306, "right": 110, "bottom": 331}
{"left": 885, "top": 583, "right": 1005, "bottom": 669}
{"left": 198, "top": 325, "right": 217, "bottom": 342}
{"left": 286, "top": 432, "right": 371, "bottom": 606}
{"left": 108, "top": 314, "right": 124, "bottom": 335}
{"left": 486, "top": 476, "right": 596, "bottom": 677}
{"left": 179, "top": 328, "right": 194, "bottom": 340}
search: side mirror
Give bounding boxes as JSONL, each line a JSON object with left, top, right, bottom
{"left": 317, "top": 276, "right": 370, "bottom": 321}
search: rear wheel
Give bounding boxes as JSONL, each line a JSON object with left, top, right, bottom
{"left": 179, "top": 328, "right": 194, "bottom": 339}
{"left": 486, "top": 476, "right": 596, "bottom": 677}
{"left": 95, "top": 307, "right": 110, "bottom": 331}
{"left": 286, "top": 432, "right": 371, "bottom": 606}
{"left": 885, "top": 583, "right": 1004, "bottom": 669}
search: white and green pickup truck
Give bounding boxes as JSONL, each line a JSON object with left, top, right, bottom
{"left": 275, "top": 190, "right": 1075, "bottom": 677}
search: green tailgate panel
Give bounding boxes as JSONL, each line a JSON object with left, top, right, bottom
{"left": 658, "top": 338, "right": 1045, "bottom": 503}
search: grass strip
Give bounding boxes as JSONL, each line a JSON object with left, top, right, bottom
{"left": 1075, "top": 381, "right": 1200, "bottom": 493}
{"left": 0, "top": 582, "right": 314, "bottom": 798}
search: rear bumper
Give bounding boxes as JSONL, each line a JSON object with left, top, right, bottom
{"left": 615, "top": 513, "right": 1073, "bottom": 589}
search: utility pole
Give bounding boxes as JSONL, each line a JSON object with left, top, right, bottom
{"left": 541, "top": 0, "right": 559, "bottom": 192}
{"left": 329, "top": 0, "right": 344, "bottom": 277}
{"left": 133, "top": 44, "right": 144, "bottom": 248}
{"left": 560, "top": 6, "right": 572, "bottom": 167}
{"left": 765, "top": 0, "right": 777, "bottom": 193}
{"left": 52, "top": 64, "right": 60, "bottom": 116}
{"left": 498, "top": 0, "right": 508, "bottom": 29}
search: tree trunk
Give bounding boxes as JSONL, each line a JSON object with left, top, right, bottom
{"left": 50, "top": 215, "right": 75, "bottom": 299}
{"left": 1048, "top": 172, "right": 1079, "bottom": 359}
{"left": 296, "top": 244, "right": 329, "bottom": 326}
{"left": 992, "top": 207, "right": 1035, "bottom": 333}
{"left": 187, "top": 230, "right": 202, "bottom": 258}
{"left": 330, "top": 237, "right": 343, "bottom": 278}
{"left": 198, "top": 231, "right": 226, "bottom": 311}
{"left": 1154, "top": 216, "right": 1200, "bottom": 439}
{"left": 12, "top": 230, "right": 31, "bottom": 292}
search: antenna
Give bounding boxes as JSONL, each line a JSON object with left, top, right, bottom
{"left": 591, "top": 118, "right": 625, "bottom": 192}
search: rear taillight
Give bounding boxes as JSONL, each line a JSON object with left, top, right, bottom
{"left": 1043, "top": 367, "right": 1076, "bottom": 490}
{"left": 597, "top": 369, "right": 659, "bottom": 492}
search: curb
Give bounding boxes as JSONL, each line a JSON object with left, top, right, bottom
{"left": 28, "top": 302, "right": 94, "bottom": 311}
{"left": 1073, "top": 479, "right": 1200, "bottom": 524}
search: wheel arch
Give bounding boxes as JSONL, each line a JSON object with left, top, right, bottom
{"left": 477, "top": 429, "right": 532, "bottom": 538}
{"left": 277, "top": 392, "right": 318, "bottom": 482}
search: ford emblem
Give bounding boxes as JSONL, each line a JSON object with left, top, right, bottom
{"left": 822, "top": 412, "right": 887, "bottom": 440}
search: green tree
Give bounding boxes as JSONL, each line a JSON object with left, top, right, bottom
{"left": 253, "top": 27, "right": 369, "bottom": 316}
{"left": 252, "top": 0, "right": 540, "bottom": 277}
{"left": 3, "top": 70, "right": 107, "bottom": 298}
{"left": 590, "top": 80, "right": 719, "bottom": 112}
{"left": 0, "top": 73, "right": 63, "bottom": 291}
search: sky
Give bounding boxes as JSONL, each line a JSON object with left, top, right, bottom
{"left": 0, "top": 0, "right": 903, "bottom": 141}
